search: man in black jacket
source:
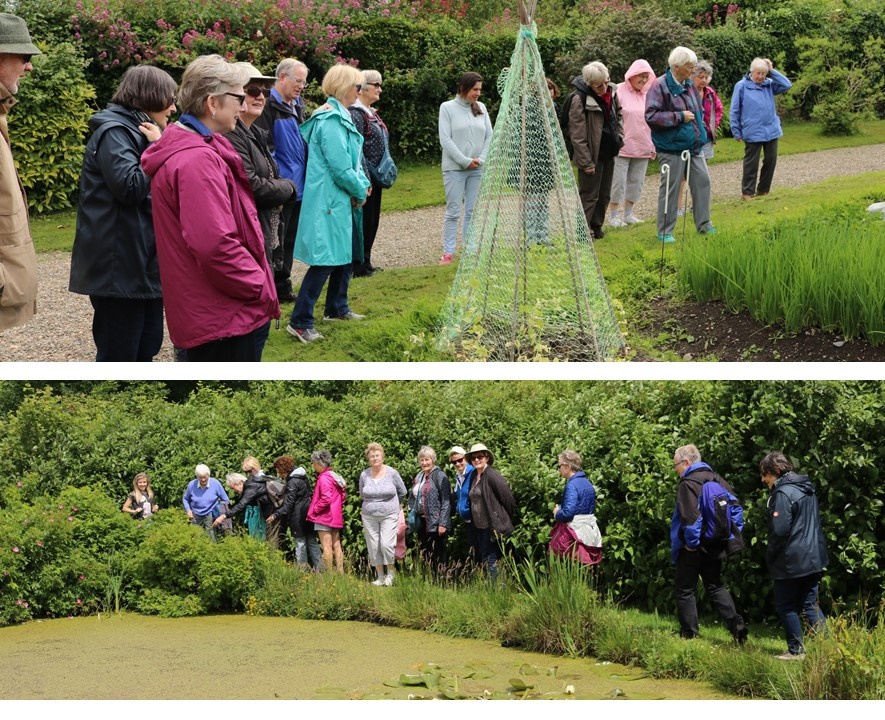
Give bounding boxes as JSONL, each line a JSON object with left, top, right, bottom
{"left": 760, "top": 450, "right": 828, "bottom": 660}
{"left": 254, "top": 58, "right": 309, "bottom": 302}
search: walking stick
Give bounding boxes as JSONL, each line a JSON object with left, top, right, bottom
{"left": 659, "top": 161, "right": 671, "bottom": 291}
{"left": 680, "top": 149, "right": 691, "bottom": 243}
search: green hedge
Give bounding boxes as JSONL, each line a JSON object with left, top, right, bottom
{"left": 1, "top": 380, "right": 884, "bottom": 627}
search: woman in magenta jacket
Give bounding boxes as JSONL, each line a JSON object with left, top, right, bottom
{"left": 141, "top": 54, "right": 279, "bottom": 361}
{"left": 306, "top": 449, "right": 346, "bottom": 572}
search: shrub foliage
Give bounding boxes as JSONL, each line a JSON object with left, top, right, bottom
{"left": 1, "top": 380, "right": 885, "bottom": 630}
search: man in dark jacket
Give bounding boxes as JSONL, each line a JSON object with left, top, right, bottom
{"left": 670, "top": 444, "right": 747, "bottom": 643}
{"left": 253, "top": 57, "right": 309, "bottom": 302}
{"left": 760, "top": 450, "right": 828, "bottom": 660}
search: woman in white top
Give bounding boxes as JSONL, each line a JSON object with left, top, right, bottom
{"left": 359, "top": 442, "right": 407, "bottom": 586}
{"left": 438, "top": 71, "right": 493, "bottom": 265}
{"left": 122, "top": 472, "right": 158, "bottom": 519}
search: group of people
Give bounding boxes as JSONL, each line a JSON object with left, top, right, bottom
{"left": 564, "top": 46, "right": 790, "bottom": 245}
{"left": 671, "top": 444, "right": 828, "bottom": 661}
{"left": 120, "top": 439, "right": 825, "bottom": 660}
{"left": 64, "top": 48, "right": 397, "bottom": 361}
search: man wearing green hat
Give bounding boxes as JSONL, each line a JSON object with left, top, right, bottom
{"left": 0, "top": 13, "right": 40, "bottom": 332}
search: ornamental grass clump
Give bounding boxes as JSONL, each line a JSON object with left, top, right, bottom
{"left": 679, "top": 211, "right": 885, "bottom": 345}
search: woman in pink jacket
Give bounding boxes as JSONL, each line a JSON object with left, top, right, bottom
{"left": 607, "top": 59, "right": 655, "bottom": 227}
{"left": 306, "top": 449, "right": 346, "bottom": 572}
{"left": 677, "top": 59, "right": 724, "bottom": 214}
{"left": 141, "top": 54, "right": 279, "bottom": 361}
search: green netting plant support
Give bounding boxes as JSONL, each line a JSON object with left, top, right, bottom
{"left": 436, "top": 5, "right": 624, "bottom": 362}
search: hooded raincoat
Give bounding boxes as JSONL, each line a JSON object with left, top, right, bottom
{"left": 616, "top": 59, "right": 656, "bottom": 159}
{"left": 140, "top": 122, "right": 279, "bottom": 349}
{"left": 730, "top": 69, "right": 791, "bottom": 143}
{"left": 293, "top": 98, "right": 370, "bottom": 268}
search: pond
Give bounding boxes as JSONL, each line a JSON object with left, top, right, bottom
{"left": 0, "top": 613, "right": 733, "bottom": 700}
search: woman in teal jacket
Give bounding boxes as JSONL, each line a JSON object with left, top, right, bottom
{"left": 287, "top": 64, "right": 371, "bottom": 344}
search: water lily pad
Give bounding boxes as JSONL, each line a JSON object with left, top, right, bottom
{"left": 508, "top": 678, "right": 536, "bottom": 691}
{"left": 518, "top": 663, "right": 540, "bottom": 675}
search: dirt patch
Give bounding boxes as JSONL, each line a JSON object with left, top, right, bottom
{"left": 641, "top": 297, "right": 885, "bottom": 362}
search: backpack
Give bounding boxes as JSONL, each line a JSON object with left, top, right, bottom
{"left": 260, "top": 474, "right": 287, "bottom": 510}
{"left": 558, "top": 87, "right": 587, "bottom": 159}
{"left": 700, "top": 474, "right": 745, "bottom": 555}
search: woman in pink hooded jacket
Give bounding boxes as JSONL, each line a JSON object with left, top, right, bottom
{"left": 608, "top": 59, "right": 655, "bottom": 227}
{"left": 306, "top": 449, "right": 347, "bottom": 572}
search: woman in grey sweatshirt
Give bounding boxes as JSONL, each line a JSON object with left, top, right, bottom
{"left": 359, "top": 442, "right": 407, "bottom": 586}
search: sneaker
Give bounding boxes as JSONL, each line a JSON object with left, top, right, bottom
{"left": 623, "top": 214, "right": 643, "bottom": 225}
{"left": 658, "top": 234, "right": 676, "bottom": 244}
{"left": 699, "top": 226, "right": 717, "bottom": 235}
{"left": 323, "top": 311, "right": 365, "bottom": 321}
{"left": 371, "top": 577, "right": 385, "bottom": 586}
{"left": 608, "top": 215, "right": 627, "bottom": 228}
{"left": 439, "top": 253, "right": 453, "bottom": 265}
{"left": 286, "top": 325, "right": 323, "bottom": 343}
{"left": 775, "top": 652, "right": 805, "bottom": 661}
{"left": 383, "top": 573, "right": 394, "bottom": 587}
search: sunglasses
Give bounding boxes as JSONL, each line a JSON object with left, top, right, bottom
{"left": 21, "top": 54, "right": 33, "bottom": 64}
{"left": 451, "top": 457, "right": 466, "bottom": 465}
{"left": 245, "top": 86, "right": 271, "bottom": 98}
{"left": 355, "top": 83, "right": 363, "bottom": 92}
{"left": 223, "top": 92, "right": 247, "bottom": 105}
{"left": 366, "top": 82, "right": 383, "bottom": 89}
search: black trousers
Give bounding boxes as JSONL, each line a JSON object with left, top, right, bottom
{"left": 674, "top": 546, "right": 744, "bottom": 638}
{"left": 186, "top": 329, "right": 260, "bottom": 362}
{"left": 418, "top": 526, "right": 448, "bottom": 575}
{"left": 277, "top": 200, "right": 302, "bottom": 297}
{"left": 359, "top": 183, "right": 383, "bottom": 269}
{"left": 90, "top": 296, "right": 164, "bottom": 362}
{"left": 741, "top": 138, "right": 779, "bottom": 196}
{"left": 578, "top": 157, "right": 616, "bottom": 232}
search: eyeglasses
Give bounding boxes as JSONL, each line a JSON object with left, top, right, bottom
{"left": 223, "top": 92, "right": 247, "bottom": 105}
{"left": 558, "top": 463, "right": 569, "bottom": 468}
{"left": 245, "top": 86, "right": 271, "bottom": 98}
{"left": 291, "top": 77, "right": 307, "bottom": 86}
{"left": 366, "top": 82, "right": 383, "bottom": 89}
{"left": 451, "top": 457, "right": 466, "bottom": 465}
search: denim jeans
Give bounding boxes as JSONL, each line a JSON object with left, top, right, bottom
{"left": 473, "top": 527, "right": 499, "bottom": 580}
{"left": 254, "top": 320, "right": 271, "bottom": 360}
{"left": 89, "top": 296, "right": 164, "bottom": 362}
{"left": 773, "top": 573, "right": 826, "bottom": 655}
{"left": 289, "top": 264, "right": 352, "bottom": 329}
{"left": 294, "top": 533, "right": 323, "bottom": 569}
{"left": 442, "top": 167, "right": 483, "bottom": 255}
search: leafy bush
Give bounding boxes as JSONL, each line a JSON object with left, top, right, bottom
{"left": 12, "top": 42, "right": 95, "bottom": 212}
{"left": 694, "top": 23, "right": 775, "bottom": 101}
{"left": 555, "top": 4, "right": 695, "bottom": 83}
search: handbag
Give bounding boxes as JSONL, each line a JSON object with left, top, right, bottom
{"left": 406, "top": 504, "right": 422, "bottom": 535}
{"left": 369, "top": 143, "right": 398, "bottom": 189}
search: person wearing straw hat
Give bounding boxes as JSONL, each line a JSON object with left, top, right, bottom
{"left": 224, "top": 61, "right": 297, "bottom": 359}
{"left": 464, "top": 443, "right": 516, "bottom": 580}
{"left": 0, "top": 13, "right": 40, "bottom": 332}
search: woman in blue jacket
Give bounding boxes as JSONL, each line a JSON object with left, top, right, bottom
{"left": 287, "top": 63, "right": 371, "bottom": 344}
{"left": 730, "top": 58, "right": 791, "bottom": 199}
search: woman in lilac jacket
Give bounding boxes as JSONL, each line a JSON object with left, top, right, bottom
{"left": 306, "top": 449, "right": 346, "bottom": 572}
{"left": 141, "top": 54, "right": 279, "bottom": 361}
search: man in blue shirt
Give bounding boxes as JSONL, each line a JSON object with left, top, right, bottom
{"left": 182, "top": 463, "right": 230, "bottom": 541}
{"left": 254, "top": 58, "right": 309, "bottom": 302}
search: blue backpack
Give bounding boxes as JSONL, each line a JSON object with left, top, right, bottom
{"left": 699, "top": 473, "right": 745, "bottom": 555}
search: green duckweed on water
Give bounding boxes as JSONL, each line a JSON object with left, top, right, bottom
{"left": 0, "top": 613, "right": 735, "bottom": 700}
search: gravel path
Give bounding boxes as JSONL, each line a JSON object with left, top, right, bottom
{"left": 3, "top": 144, "right": 885, "bottom": 362}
